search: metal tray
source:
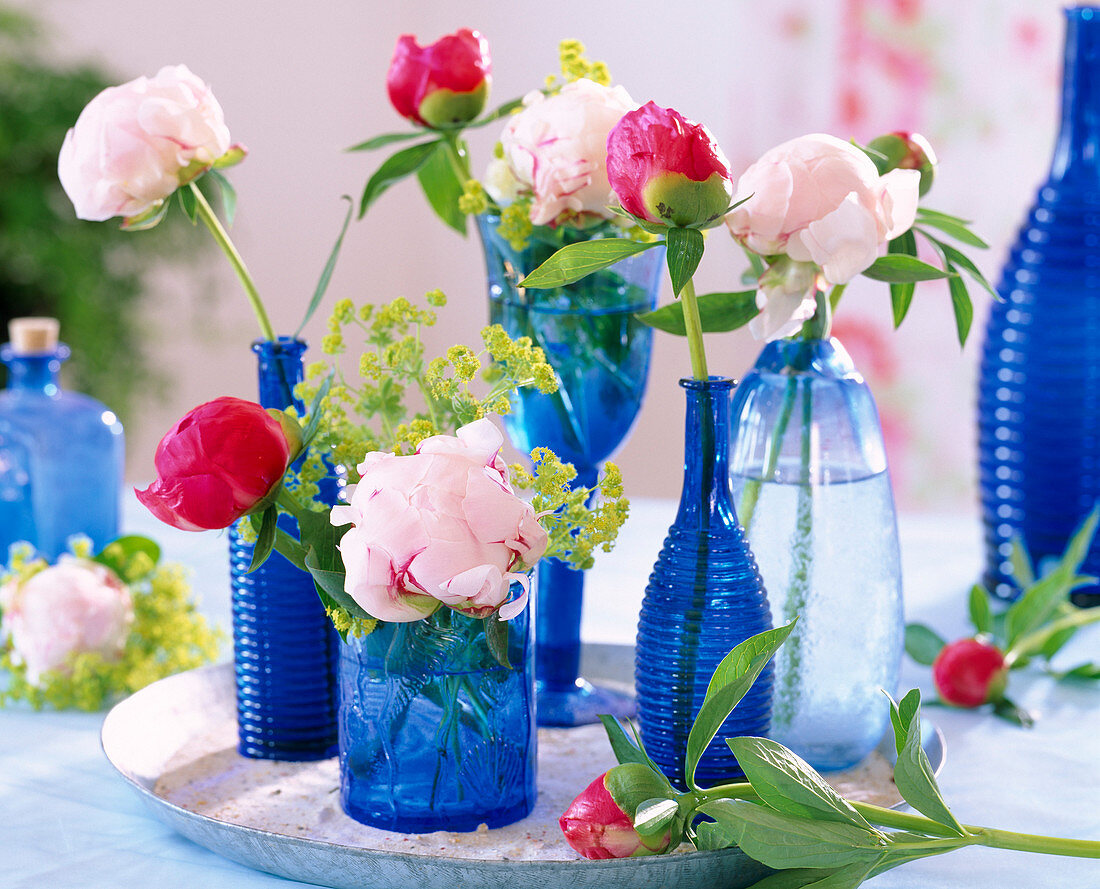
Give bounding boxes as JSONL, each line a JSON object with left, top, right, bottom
{"left": 100, "top": 654, "right": 943, "bottom": 889}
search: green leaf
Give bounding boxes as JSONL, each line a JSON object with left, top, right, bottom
{"left": 947, "top": 274, "right": 973, "bottom": 345}
{"left": 484, "top": 613, "right": 510, "bottom": 669}
{"left": 176, "top": 186, "right": 198, "bottom": 224}
{"left": 1006, "top": 570, "right": 1080, "bottom": 649}
{"left": 520, "top": 239, "right": 659, "bottom": 288}
{"left": 930, "top": 239, "right": 998, "bottom": 299}
{"left": 207, "top": 169, "right": 237, "bottom": 226}
{"left": 1015, "top": 604, "right": 1100, "bottom": 660}
{"left": 634, "top": 798, "right": 679, "bottom": 835}
{"left": 603, "top": 762, "right": 679, "bottom": 827}
{"left": 915, "top": 216, "right": 989, "bottom": 249}
{"left": 904, "top": 623, "right": 947, "bottom": 666}
{"left": 346, "top": 131, "right": 425, "bottom": 152}
{"left": 888, "top": 230, "right": 917, "bottom": 327}
{"left": 887, "top": 691, "right": 966, "bottom": 835}
{"left": 862, "top": 254, "right": 955, "bottom": 284}
{"left": 93, "top": 535, "right": 161, "bottom": 580}
{"left": 1009, "top": 536, "right": 1036, "bottom": 588}
{"left": 598, "top": 715, "right": 662, "bottom": 771}
{"left": 993, "top": 696, "right": 1035, "bottom": 728}
{"left": 725, "top": 736, "right": 877, "bottom": 831}
{"left": 968, "top": 585, "right": 994, "bottom": 636}
{"left": 637, "top": 290, "right": 758, "bottom": 335}
{"left": 299, "top": 510, "right": 373, "bottom": 623}
{"left": 248, "top": 504, "right": 278, "bottom": 572}
{"left": 121, "top": 199, "right": 171, "bottom": 231}
{"left": 666, "top": 227, "right": 705, "bottom": 297}
{"left": 686, "top": 622, "right": 796, "bottom": 789}
{"left": 464, "top": 96, "right": 525, "bottom": 128}
{"left": 416, "top": 142, "right": 468, "bottom": 235}
{"left": 357, "top": 140, "right": 439, "bottom": 218}
{"left": 743, "top": 863, "right": 883, "bottom": 889}
{"left": 296, "top": 197, "right": 353, "bottom": 338}
{"left": 300, "top": 371, "right": 334, "bottom": 447}
{"left": 698, "top": 800, "right": 888, "bottom": 870}
{"left": 915, "top": 207, "right": 974, "bottom": 226}
{"left": 1051, "top": 662, "right": 1100, "bottom": 681}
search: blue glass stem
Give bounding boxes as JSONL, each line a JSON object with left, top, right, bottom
{"left": 230, "top": 337, "right": 339, "bottom": 761}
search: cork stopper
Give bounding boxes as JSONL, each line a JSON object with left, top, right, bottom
{"left": 8, "top": 317, "right": 60, "bottom": 355}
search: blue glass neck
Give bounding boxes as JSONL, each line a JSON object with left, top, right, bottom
{"left": 754, "top": 337, "right": 857, "bottom": 379}
{"left": 1051, "top": 7, "right": 1100, "bottom": 183}
{"left": 0, "top": 343, "right": 69, "bottom": 395}
{"left": 676, "top": 376, "right": 736, "bottom": 529}
{"left": 253, "top": 337, "right": 306, "bottom": 411}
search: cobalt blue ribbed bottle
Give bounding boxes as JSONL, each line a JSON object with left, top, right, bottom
{"left": 635, "top": 377, "right": 773, "bottom": 789}
{"left": 0, "top": 318, "right": 123, "bottom": 561}
{"left": 978, "top": 6, "right": 1100, "bottom": 606}
{"left": 229, "top": 337, "right": 340, "bottom": 760}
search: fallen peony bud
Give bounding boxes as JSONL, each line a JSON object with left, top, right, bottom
{"left": 932, "top": 638, "right": 1008, "bottom": 708}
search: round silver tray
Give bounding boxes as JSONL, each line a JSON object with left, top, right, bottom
{"left": 100, "top": 654, "right": 944, "bottom": 889}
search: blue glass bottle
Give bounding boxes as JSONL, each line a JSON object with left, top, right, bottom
{"left": 0, "top": 319, "right": 123, "bottom": 561}
{"left": 338, "top": 596, "right": 536, "bottom": 832}
{"left": 978, "top": 6, "right": 1100, "bottom": 606}
{"left": 229, "top": 337, "right": 340, "bottom": 760}
{"left": 478, "top": 213, "right": 664, "bottom": 726}
{"left": 729, "top": 338, "right": 903, "bottom": 771}
{"left": 635, "top": 377, "right": 773, "bottom": 790}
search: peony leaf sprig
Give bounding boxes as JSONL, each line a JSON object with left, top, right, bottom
{"left": 905, "top": 505, "right": 1100, "bottom": 726}
{"left": 558, "top": 625, "right": 1100, "bottom": 882}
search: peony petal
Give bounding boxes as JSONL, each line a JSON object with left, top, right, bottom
{"left": 799, "top": 193, "right": 881, "bottom": 285}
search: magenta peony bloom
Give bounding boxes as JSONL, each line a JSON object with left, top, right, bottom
{"left": 559, "top": 765, "right": 675, "bottom": 860}
{"left": 136, "top": 397, "right": 296, "bottom": 532}
{"left": 386, "top": 29, "right": 491, "bottom": 129}
{"left": 932, "top": 638, "right": 1008, "bottom": 708}
{"left": 330, "top": 418, "right": 547, "bottom": 623}
{"left": 605, "top": 101, "right": 733, "bottom": 228}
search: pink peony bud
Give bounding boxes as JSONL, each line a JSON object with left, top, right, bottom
{"left": 605, "top": 101, "right": 733, "bottom": 228}
{"left": 0, "top": 557, "right": 133, "bottom": 686}
{"left": 932, "top": 638, "right": 1008, "bottom": 708}
{"left": 330, "top": 418, "right": 547, "bottom": 622}
{"left": 386, "top": 29, "right": 491, "bottom": 129}
{"left": 58, "top": 64, "right": 235, "bottom": 223}
{"left": 559, "top": 763, "right": 676, "bottom": 860}
{"left": 136, "top": 396, "right": 296, "bottom": 532}
{"left": 866, "top": 131, "right": 937, "bottom": 196}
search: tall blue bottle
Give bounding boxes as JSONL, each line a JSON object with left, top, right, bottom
{"left": 229, "top": 337, "right": 340, "bottom": 760}
{"left": 0, "top": 318, "right": 123, "bottom": 561}
{"left": 978, "top": 6, "right": 1100, "bottom": 605}
{"left": 635, "top": 377, "right": 773, "bottom": 789}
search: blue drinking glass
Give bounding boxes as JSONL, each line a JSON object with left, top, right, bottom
{"left": 477, "top": 214, "right": 664, "bottom": 726}
{"left": 978, "top": 6, "right": 1100, "bottom": 606}
{"left": 229, "top": 337, "right": 340, "bottom": 760}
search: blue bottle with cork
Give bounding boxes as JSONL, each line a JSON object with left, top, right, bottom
{"left": 0, "top": 317, "right": 124, "bottom": 560}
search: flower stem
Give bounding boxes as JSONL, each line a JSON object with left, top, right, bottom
{"left": 442, "top": 132, "right": 472, "bottom": 183}
{"left": 680, "top": 277, "right": 709, "bottom": 380}
{"left": 189, "top": 182, "right": 277, "bottom": 342}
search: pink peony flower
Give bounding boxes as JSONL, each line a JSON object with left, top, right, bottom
{"left": 499, "top": 78, "right": 637, "bottom": 226}
{"left": 58, "top": 64, "right": 234, "bottom": 222}
{"left": 750, "top": 257, "right": 822, "bottom": 341}
{"left": 0, "top": 558, "right": 133, "bottom": 685}
{"left": 386, "top": 29, "right": 491, "bottom": 129}
{"left": 559, "top": 766, "right": 675, "bottom": 860}
{"left": 726, "top": 133, "right": 920, "bottom": 286}
{"left": 605, "top": 101, "right": 733, "bottom": 228}
{"left": 330, "top": 418, "right": 548, "bottom": 622}
{"left": 136, "top": 396, "right": 298, "bottom": 532}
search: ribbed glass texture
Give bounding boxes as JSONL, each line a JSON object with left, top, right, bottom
{"left": 636, "top": 377, "right": 773, "bottom": 790}
{"left": 229, "top": 337, "right": 339, "bottom": 760}
{"left": 729, "top": 338, "right": 903, "bottom": 771}
{"left": 978, "top": 7, "right": 1100, "bottom": 605}
{"left": 478, "top": 213, "right": 664, "bottom": 726}
{"left": 338, "top": 602, "right": 536, "bottom": 833}
{"left": 0, "top": 342, "right": 123, "bottom": 560}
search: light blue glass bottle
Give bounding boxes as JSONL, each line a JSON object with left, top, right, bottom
{"left": 729, "top": 337, "right": 903, "bottom": 771}
{"left": 0, "top": 318, "right": 124, "bottom": 561}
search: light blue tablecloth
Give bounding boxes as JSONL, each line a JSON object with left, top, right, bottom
{"left": 1, "top": 498, "right": 1097, "bottom": 888}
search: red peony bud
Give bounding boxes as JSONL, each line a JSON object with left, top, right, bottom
{"left": 136, "top": 396, "right": 296, "bottom": 531}
{"left": 386, "top": 29, "right": 491, "bottom": 129}
{"left": 559, "top": 763, "right": 675, "bottom": 860}
{"left": 932, "top": 638, "right": 1008, "bottom": 708}
{"left": 605, "top": 101, "right": 732, "bottom": 228}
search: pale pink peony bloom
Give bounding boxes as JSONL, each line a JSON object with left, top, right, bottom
{"left": 750, "top": 258, "right": 822, "bottom": 342}
{"left": 58, "top": 64, "right": 233, "bottom": 222}
{"left": 331, "top": 419, "right": 548, "bottom": 623}
{"left": 0, "top": 558, "right": 133, "bottom": 685}
{"left": 500, "top": 78, "right": 637, "bottom": 226}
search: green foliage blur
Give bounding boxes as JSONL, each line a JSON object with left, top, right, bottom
{"left": 0, "top": 6, "right": 203, "bottom": 420}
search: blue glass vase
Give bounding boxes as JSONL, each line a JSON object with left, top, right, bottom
{"left": 478, "top": 213, "right": 663, "bottom": 727}
{"left": 729, "top": 338, "right": 903, "bottom": 771}
{"left": 229, "top": 337, "right": 340, "bottom": 760}
{"left": 338, "top": 599, "right": 536, "bottom": 832}
{"left": 978, "top": 6, "right": 1100, "bottom": 606}
{"left": 0, "top": 323, "right": 124, "bottom": 561}
{"left": 635, "top": 377, "right": 773, "bottom": 790}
